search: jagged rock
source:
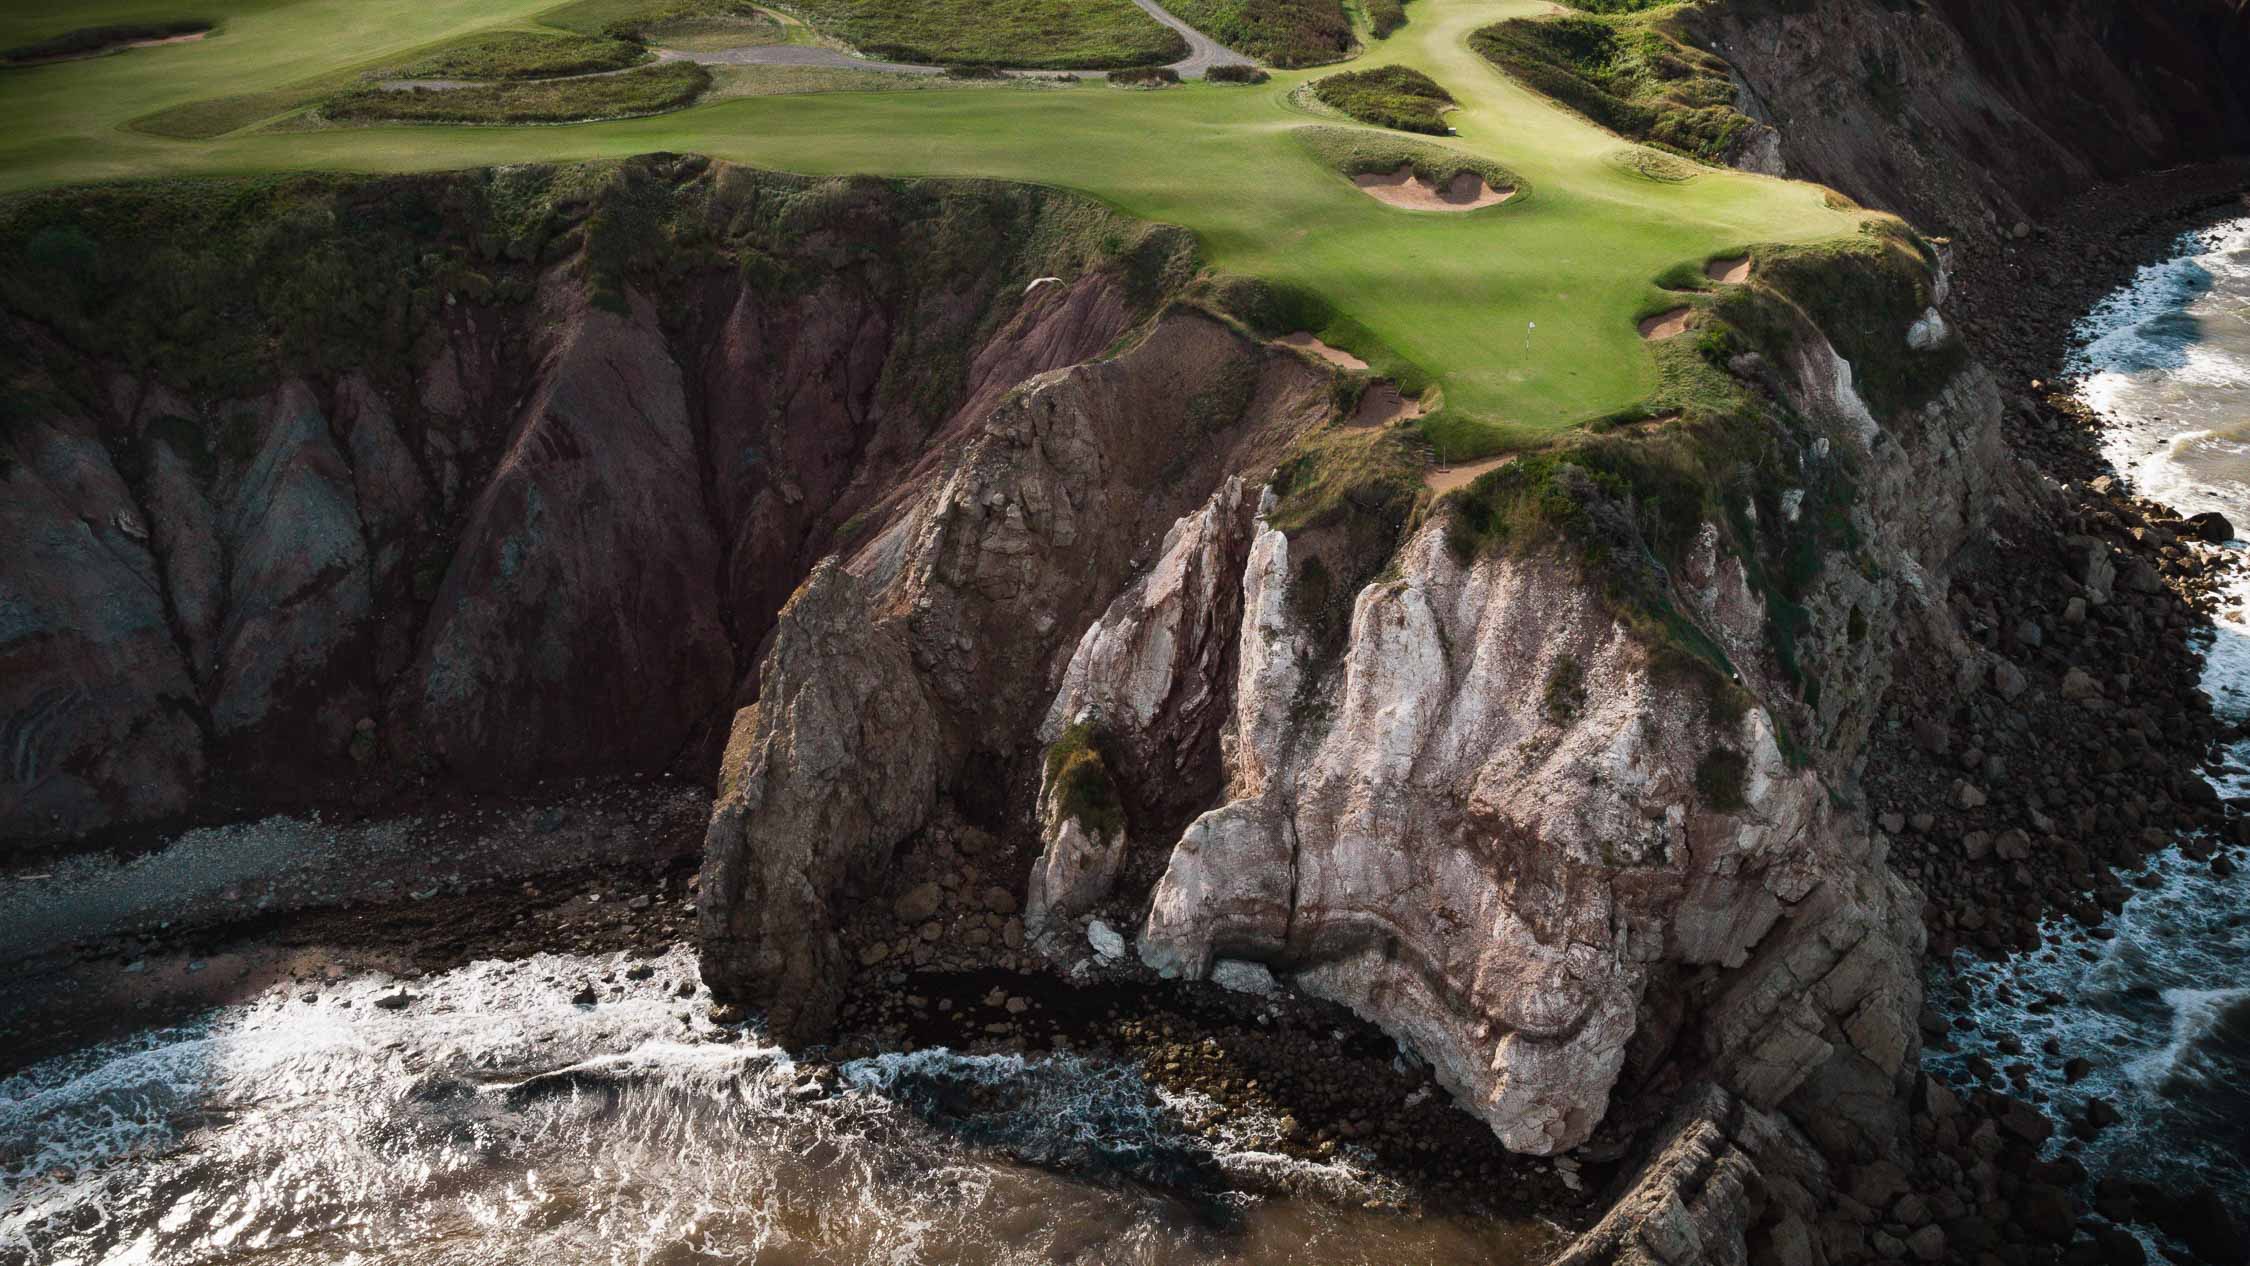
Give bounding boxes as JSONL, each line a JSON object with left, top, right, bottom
{"left": 1087, "top": 918, "right": 1127, "bottom": 960}
{"left": 698, "top": 311, "right": 1328, "bottom": 1040}
{"left": 1210, "top": 958, "right": 1277, "bottom": 995}
{"left": 697, "top": 559, "right": 943, "bottom": 1047}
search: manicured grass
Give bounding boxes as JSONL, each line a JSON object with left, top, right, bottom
{"left": 1469, "top": 8, "right": 1752, "bottom": 163}
{"left": 1310, "top": 64, "right": 1454, "bottom": 134}
{"left": 2, "top": 19, "right": 209, "bottom": 63}
{"left": 788, "top": 0, "right": 1187, "bottom": 69}
{"left": 327, "top": 61, "right": 709, "bottom": 123}
{"left": 1164, "top": 0, "right": 1351, "bottom": 67}
{"left": 386, "top": 30, "right": 649, "bottom": 80}
{"left": 0, "top": 0, "right": 1872, "bottom": 454}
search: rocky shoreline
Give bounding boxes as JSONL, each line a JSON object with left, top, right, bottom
{"left": 1842, "top": 163, "right": 2250, "bottom": 1265}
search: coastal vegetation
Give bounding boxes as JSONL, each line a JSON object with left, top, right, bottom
{"left": 1309, "top": 65, "right": 1456, "bottom": 134}
{"left": 1163, "top": 0, "right": 1352, "bottom": 67}
{"left": 788, "top": 0, "right": 1187, "bottom": 68}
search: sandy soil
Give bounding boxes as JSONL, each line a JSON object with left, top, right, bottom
{"left": 1638, "top": 307, "right": 1694, "bottom": 340}
{"left": 1352, "top": 382, "right": 1426, "bottom": 427}
{"left": 1424, "top": 454, "right": 1514, "bottom": 496}
{"left": 1706, "top": 256, "right": 1752, "bottom": 285}
{"left": 1351, "top": 165, "right": 1513, "bottom": 212}
{"left": 1277, "top": 331, "right": 1369, "bottom": 370}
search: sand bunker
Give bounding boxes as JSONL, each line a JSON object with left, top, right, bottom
{"left": 1350, "top": 382, "right": 1425, "bottom": 428}
{"left": 8, "top": 29, "right": 207, "bottom": 65}
{"left": 1425, "top": 454, "right": 1514, "bottom": 497}
{"left": 1277, "top": 332, "right": 1369, "bottom": 371}
{"left": 1638, "top": 307, "right": 1693, "bottom": 341}
{"left": 1351, "top": 165, "right": 1513, "bottom": 212}
{"left": 1706, "top": 256, "right": 1752, "bottom": 285}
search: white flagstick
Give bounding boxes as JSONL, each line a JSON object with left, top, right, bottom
{"left": 1525, "top": 320, "right": 1536, "bottom": 354}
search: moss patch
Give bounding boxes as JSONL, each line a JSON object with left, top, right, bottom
{"left": 1044, "top": 721, "right": 1126, "bottom": 836}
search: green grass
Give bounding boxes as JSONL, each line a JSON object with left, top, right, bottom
{"left": 2, "top": 19, "right": 209, "bottom": 63}
{"left": 326, "top": 61, "right": 710, "bottom": 124}
{"left": 1310, "top": 64, "right": 1454, "bottom": 134}
{"left": 1165, "top": 0, "right": 1352, "bottom": 67}
{"left": 0, "top": 0, "right": 1875, "bottom": 453}
{"left": 386, "top": 30, "right": 649, "bottom": 80}
{"left": 788, "top": 0, "right": 1187, "bottom": 69}
{"left": 1469, "top": 7, "right": 1753, "bottom": 164}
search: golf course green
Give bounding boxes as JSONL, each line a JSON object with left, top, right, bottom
{"left": 0, "top": 0, "right": 1871, "bottom": 449}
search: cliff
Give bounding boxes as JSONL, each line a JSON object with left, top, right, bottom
{"left": 0, "top": 157, "right": 1182, "bottom": 848}
{"left": 1697, "top": 0, "right": 2250, "bottom": 241}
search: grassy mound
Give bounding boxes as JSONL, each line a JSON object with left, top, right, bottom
{"left": 2, "top": 20, "right": 208, "bottom": 64}
{"left": 1292, "top": 126, "right": 1518, "bottom": 196}
{"left": 385, "top": 31, "right": 650, "bottom": 81}
{"left": 326, "top": 62, "right": 710, "bottom": 124}
{"left": 787, "top": 0, "right": 1187, "bottom": 69}
{"left": 1309, "top": 65, "right": 1454, "bottom": 134}
{"left": 1163, "top": 0, "right": 1352, "bottom": 68}
{"left": 1469, "top": 8, "right": 1753, "bottom": 163}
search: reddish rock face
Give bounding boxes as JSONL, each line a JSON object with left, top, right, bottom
{"left": 0, "top": 167, "right": 1151, "bottom": 851}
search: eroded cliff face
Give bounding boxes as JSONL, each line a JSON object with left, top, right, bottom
{"left": 694, "top": 313, "right": 1331, "bottom": 1044}
{"left": 1018, "top": 273, "right": 1997, "bottom": 1183}
{"left": 0, "top": 159, "right": 1170, "bottom": 848}
{"left": 1700, "top": 0, "right": 2250, "bottom": 240}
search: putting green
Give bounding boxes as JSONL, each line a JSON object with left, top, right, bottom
{"left": 0, "top": 0, "right": 1866, "bottom": 441}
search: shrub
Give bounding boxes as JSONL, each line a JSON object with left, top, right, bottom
{"left": 1310, "top": 65, "right": 1455, "bottom": 134}
{"left": 788, "top": 0, "right": 1186, "bottom": 69}
{"left": 1044, "top": 722, "right": 1125, "bottom": 836}
{"left": 1469, "top": 12, "right": 1753, "bottom": 163}
{"left": 1367, "top": 0, "right": 1407, "bottom": 37}
{"left": 385, "top": 30, "right": 648, "bottom": 80}
{"left": 1108, "top": 65, "right": 1180, "bottom": 86}
{"left": 941, "top": 64, "right": 1007, "bottom": 79}
{"left": 1203, "top": 63, "right": 1270, "bottom": 83}
{"left": 1161, "top": 0, "right": 1351, "bottom": 68}
{"left": 324, "top": 62, "right": 711, "bottom": 124}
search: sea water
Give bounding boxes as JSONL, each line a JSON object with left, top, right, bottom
{"left": 1927, "top": 217, "right": 2250, "bottom": 1208}
{"left": 0, "top": 944, "right": 1558, "bottom": 1265}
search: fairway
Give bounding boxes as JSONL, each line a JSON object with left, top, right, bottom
{"left": 0, "top": 0, "right": 1866, "bottom": 443}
